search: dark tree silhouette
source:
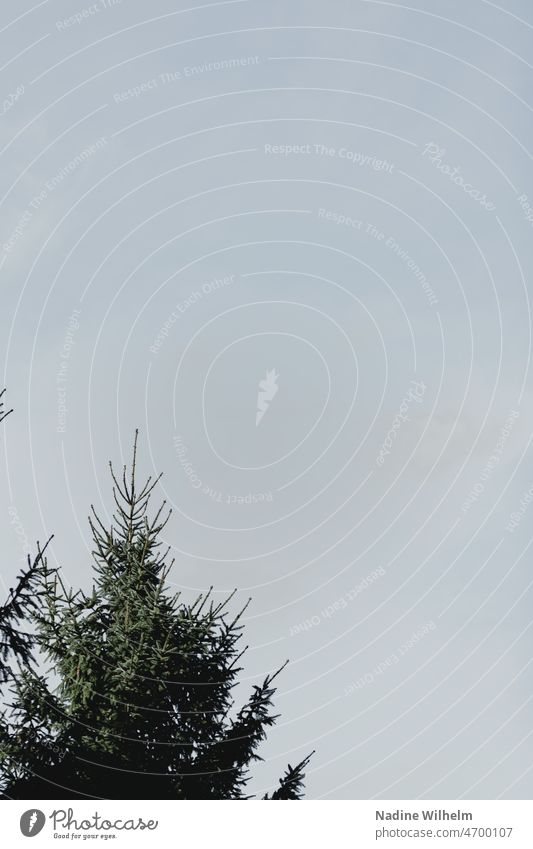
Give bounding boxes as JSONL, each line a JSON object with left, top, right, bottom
{"left": 0, "top": 391, "right": 52, "bottom": 684}
{"left": 0, "top": 434, "right": 312, "bottom": 799}
{"left": 0, "top": 545, "right": 51, "bottom": 686}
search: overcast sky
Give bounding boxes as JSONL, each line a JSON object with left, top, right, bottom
{"left": 2, "top": 0, "right": 533, "bottom": 799}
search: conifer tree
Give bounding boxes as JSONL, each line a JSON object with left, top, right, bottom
{"left": 0, "top": 545, "right": 50, "bottom": 686}
{"left": 0, "top": 390, "right": 51, "bottom": 684}
{"left": 0, "top": 434, "right": 312, "bottom": 799}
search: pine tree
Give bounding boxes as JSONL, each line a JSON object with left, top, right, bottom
{"left": 0, "top": 434, "right": 312, "bottom": 799}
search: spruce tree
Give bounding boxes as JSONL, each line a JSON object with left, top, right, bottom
{"left": 0, "top": 434, "right": 312, "bottom": 799}
{"left": 0, "top": 546, "right": 50, "bottom": 686}
{"left": 0, "top": 390, "right": 51, "bottom": 684}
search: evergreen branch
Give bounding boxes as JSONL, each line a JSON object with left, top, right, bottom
{"left": 268, "top": 752, "right": 315, "bottom": 800}
{"left": 0, "top": 389, "right": 13, "bottom": 423}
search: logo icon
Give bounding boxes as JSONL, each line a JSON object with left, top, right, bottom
{"left": 256, "top": 369, "right": 279, "bottom": 426}
{"left": 20, "top": 810, "right": 46, "bottom": 837}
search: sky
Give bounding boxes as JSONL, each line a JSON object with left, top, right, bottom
{"left": 1, "top": 0, "right": 533, "bottom": 799}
